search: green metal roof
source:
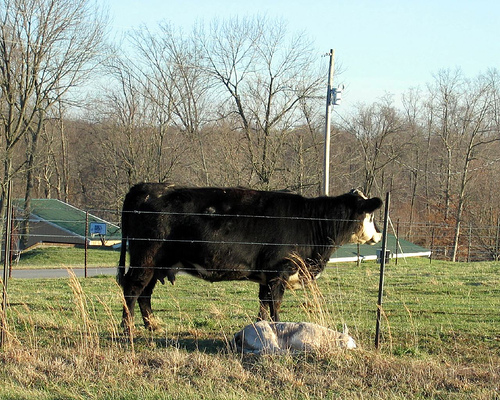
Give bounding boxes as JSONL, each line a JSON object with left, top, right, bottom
{"left": 330, "top": 234, "right": 431, "bottom": 263}
{"left": 14, "top": 199, "right": 121, "bottom": 240}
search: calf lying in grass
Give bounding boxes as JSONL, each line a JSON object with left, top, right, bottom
{"left": 233, "top": 321, "right": 356, "bottom": 355}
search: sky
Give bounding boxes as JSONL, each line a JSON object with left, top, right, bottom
{"left": 106, "top": 0, "right": 500, "bottom": 110}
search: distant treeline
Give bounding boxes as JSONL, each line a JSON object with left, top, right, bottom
{"left": 1, "top": 0, "right": 500, "bottom": 261}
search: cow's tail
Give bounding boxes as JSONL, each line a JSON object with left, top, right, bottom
{"left": 116, "top": 236, "right": 127, "bottom": 287}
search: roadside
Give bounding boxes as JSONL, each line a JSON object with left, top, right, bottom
{"left": 9, "top": 266, "right": 116, "bottom": 279}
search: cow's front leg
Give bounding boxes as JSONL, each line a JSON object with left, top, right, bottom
{"left": 138, "top": 277, "right": 161, "bottom": 331}
{"left": 258, "top": 279, "right": 286, "bottom": 321}
{"left": 258, "top": 284, "right": 272, "bottom": 320}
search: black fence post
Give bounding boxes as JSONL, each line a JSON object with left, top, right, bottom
{"left": 84, "top": 211, "right": 89, "bottom": 278}
{"left": 375, "top": 192, "right": 390, "bottom": 350}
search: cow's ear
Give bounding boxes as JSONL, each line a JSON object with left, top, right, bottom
{"left": 361, "top": 197, "right": 383, "bottom": 213}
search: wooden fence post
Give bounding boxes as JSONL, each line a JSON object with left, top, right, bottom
{"left": 1, "top": 180, "right": 13, "bottom": 348}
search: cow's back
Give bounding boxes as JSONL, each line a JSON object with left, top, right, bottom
{"left": 134, "top": 187, "right": 322, "bottom": 282}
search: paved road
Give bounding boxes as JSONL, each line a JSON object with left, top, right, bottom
{"left": 8, "top": 267, "right": 117, "bottom": 279}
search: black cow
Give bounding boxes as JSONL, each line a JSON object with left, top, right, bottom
{"left": 117, "top": 183, "right": 383, "bottom": 331}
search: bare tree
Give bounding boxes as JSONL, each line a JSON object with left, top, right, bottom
{"left": 426, "top": 69, "right": 464, "bottom": 221}
{"left": 282, "top": 95, "right": 324, "bottom": 195}
{"left": 127, "top": 22, "right": 213, "bottom": 185}
{"left": 197, "top": 16, "right": 323, "bottom": 189}
{"left": 343, "top": 96, "right": 405, "bottom": 196}
{"left": 0, "top": 0, "right": 108, "bottom": 251}
{"left": 419, "top": 69, "right": 500, "bottom": 260}
{"left": 449, "top": 71, "right": 500, "bottom": 261}
{"left": 400, "top": 87, "right": 426, "bottom": 232}
{"left": 93, "top": 48, "right": 191, "bottom": 207}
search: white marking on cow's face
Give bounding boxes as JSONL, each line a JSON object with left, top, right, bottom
{"left": 350, "top": 213, "right": 382, "bottom": 245}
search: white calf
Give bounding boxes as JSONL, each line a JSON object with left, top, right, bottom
{"left": 233, "top": 321, "right": 356, "bottom": 355}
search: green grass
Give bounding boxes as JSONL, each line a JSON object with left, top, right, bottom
{"left": 1, "top": 254, "right": 499, "bottom": 399}
{"left": 14, "top": 245, "right": 120, "bottom": 269}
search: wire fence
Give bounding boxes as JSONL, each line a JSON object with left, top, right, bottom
{"left": 0, "top": 203, "right": 499, "bottom": 356}
{"left": 1, "top": 205, "right": 499, "bottom": 267}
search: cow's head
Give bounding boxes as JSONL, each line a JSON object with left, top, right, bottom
{"left": 348, "top": 189, "right": 383, "bottom": 245}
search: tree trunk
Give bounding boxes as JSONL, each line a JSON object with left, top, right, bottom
{"left": 21, "top": 116, "right": 44, "bottom": 249}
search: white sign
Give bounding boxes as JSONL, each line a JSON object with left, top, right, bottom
{"left": 90, "top": 222, "right": 107, "bottom": 235}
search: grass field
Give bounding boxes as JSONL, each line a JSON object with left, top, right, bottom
{"left": 1, "top": 252, "right": 499, "bottom": 399}
{"left": 13, "top": 245, "right": 120, "bottom": 269}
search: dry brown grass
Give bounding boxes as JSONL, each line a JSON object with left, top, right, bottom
{"left": 0, "top": 342, "right": 497, "bottom": 399}
{"left": 0, "top": 258, "right": 499, "bottom": 399}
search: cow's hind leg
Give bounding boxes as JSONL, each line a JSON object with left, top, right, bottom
{"left": 120, "top": 268, "right": 154, "bottom": 334}
{"left": 138, "top": 277, "right": 161, "bottom": 331}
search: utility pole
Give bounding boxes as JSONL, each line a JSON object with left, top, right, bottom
{"left": 322, "top": 50, "right": 335, "bottom": 196}
{"left": 322, "top": 50, "right": 343, "bottom": 196}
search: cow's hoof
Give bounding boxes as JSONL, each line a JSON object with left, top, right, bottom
{"left": 120, "top": 320, "right": 136, "bottom": 337}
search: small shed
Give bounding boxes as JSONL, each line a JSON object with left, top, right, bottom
{"left": 13, "top": 199, "right": 121, "bottom": 248}
{"left": 329, "top": 234, "right": 431, "bottom": 263}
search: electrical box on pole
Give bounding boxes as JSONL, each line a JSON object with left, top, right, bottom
{"left": 330, "top": 84, "right": 344, "bottom": 106}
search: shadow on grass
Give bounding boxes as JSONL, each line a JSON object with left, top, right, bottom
{"left": 154, "top": 337, "right": 228, "bottom": 354}
{"left": 115, "top": 333, "right": 229, "bottom": 354}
